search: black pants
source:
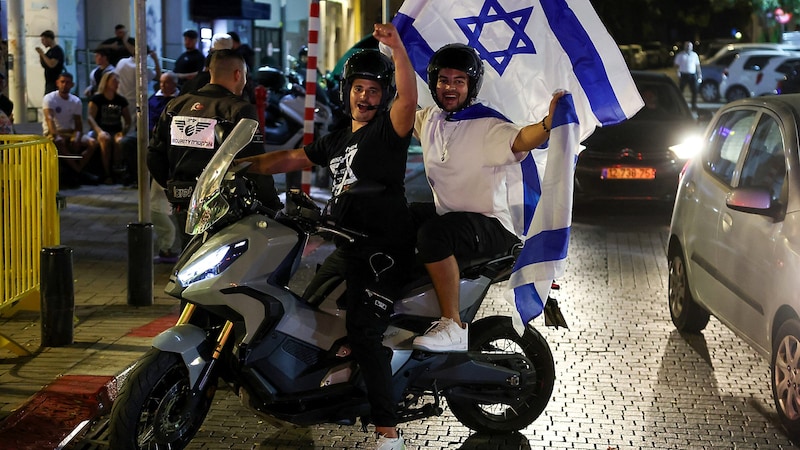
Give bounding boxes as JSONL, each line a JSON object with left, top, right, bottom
{"left": 313, "top": 244, "right": 413, "bottom": 428}
{"left": 410, "top": 202, "right": 520, "bottom": 265}
{"left": 679, "top": 72, "right": 699, "bottom": 108}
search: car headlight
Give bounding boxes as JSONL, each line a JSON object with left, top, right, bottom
{"left": 669, "top": 135, "right": 704, "bottom": 160}
{"left": 177, "top": 239, "right": 248, "bottom": 286}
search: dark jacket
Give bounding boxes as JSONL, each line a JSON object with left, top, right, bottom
{"left": 147, "top": 83, "right": 280, "bottom": 208}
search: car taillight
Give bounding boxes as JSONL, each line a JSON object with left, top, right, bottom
{"left": 756, "top": 72, "right": 763, "bottom": 84}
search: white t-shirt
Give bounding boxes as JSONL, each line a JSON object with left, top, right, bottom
{"left": 42, "top": 91, "right": 83, "bottom": 135}
{"left": 115, "top": 56, "right": 156, "bottom": 109}
{"left": 415, "top": 104, "right": 524, "bottom": 236}
{"left": 674, "top": 50, "right": 700, "bottom": 74}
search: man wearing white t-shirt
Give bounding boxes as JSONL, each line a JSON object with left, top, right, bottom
{"left": 411, "top": 43, "right": 563, "bottom": 352}
{"left": 673, "top": 41, "right": 702, "bottom": 109}
{"left": 43, "top": 72, "right": 98, "bottom": 182}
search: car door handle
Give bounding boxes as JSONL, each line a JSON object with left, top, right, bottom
{"left": 721, "top": 212, "right": 733, "bottom": 232}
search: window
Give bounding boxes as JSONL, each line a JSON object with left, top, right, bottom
{"left": 743, "top": 55, "right": 778, "bottom": 71}
{"left": 739, "top": 115, "right": 786, "bottom": 202}
{"left": 704, "top": 110, "right": 756, "bottom": 185}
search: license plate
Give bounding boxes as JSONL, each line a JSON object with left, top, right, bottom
{"left": 601, "top": 167, "right": 656, "bottom": 180}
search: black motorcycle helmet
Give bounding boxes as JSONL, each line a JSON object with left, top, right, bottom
{"left": 426, "top": 43, "right": 484, "bottom": 111}
{"left": 340, "top": 49, "right": 396, "bottom": 116}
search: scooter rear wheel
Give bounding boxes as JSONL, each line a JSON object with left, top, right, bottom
{"left": 108, "top": 348, "right": 217, "bottom": 450}
{"left": 446, "top": 315, "right": 555, "bottom": 434}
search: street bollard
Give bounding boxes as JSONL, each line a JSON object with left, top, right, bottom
{"left": 40, "top": 246, "right": 74, "bottom": 346}
{"left": 127, "top": 222, "right": 154, "bottom": 307}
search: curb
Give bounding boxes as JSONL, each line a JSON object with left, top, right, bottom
{"left": 0, "top": 314, "right": 179, "bottom": 450}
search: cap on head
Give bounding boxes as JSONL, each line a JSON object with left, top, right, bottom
{"left": 211, "top": 33, "right": 233, "bottom": 51}
{"left": 427, "top": 43, "right": 484, "bottom": 111}
{"left": 340, "top": 49, "right": 396, "bottom": 116}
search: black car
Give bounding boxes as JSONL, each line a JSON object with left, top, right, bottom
{"left": 777, "top": 69, "right": 800, "bottom": 94}
{"left": 574, "top": 71, "right": 704, "bottom": 204}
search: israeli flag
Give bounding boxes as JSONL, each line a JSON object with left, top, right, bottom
{"left": 394, "top": 0, "right": 642, "bottom": 331}
{"left": 394, "top": 0, "right": 642, "bottom": 140}
{"left": 507, "top": 95, "right": 579, "bottom": 332}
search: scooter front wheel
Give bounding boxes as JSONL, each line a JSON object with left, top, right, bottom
{"left": 108, "top": 348, "right": 217, "bottom": 450}
{"left": 446, "top": 315, "right": 555, "bottom": 434}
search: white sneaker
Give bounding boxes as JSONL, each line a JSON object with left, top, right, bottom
{"left": 412, "top": 317, "right": 468, "bottom": 352}
{"left": 374, "top": 433, "right": 406, "bottom": 450}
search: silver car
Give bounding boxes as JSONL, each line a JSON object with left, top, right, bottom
{"left": 668, "top": 94, "right": 800, "bottom": 440}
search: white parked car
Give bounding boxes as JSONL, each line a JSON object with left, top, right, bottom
{"left": 698, "top": 43, "right": 800, "bottom": 102}
{"left": 669, "top": 94, "right": 800, "bottom": 441}
{"left": 718, "top": 50, "right": 800, "bottom": 102}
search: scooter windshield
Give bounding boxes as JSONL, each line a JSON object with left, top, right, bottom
{"left": 185, "top": 118, "right": 259, "bottom": 236}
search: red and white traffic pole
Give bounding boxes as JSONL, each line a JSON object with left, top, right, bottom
{"left": 301, "top": 0, "right": 321, "bottom": 195}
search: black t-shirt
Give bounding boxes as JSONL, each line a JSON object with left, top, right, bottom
{"left": 173, "top": 49, "right": 205, "bottom": 82}
{"left": 90, "top": 93, "right": 128, "bottom": 135}
{"left": 100, "top": 36, "right": 135, "bottom": 65}
{"left": 305, "top": 113, "right": 413, "bottom": 248}
{"left": 0, "top": 94, "right": 13, "bottom": 117}
{"left": 42, "top": 45, "right": 65, "bottom": 84}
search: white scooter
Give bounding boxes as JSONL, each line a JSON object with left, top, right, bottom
{"left": 108, "top": 119, "right": 556, "bottom": 450}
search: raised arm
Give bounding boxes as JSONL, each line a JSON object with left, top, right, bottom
{"left": 373, "top": 23, "right": 417, "bottom": 136}
{"left": 512, "top": 90, "right": 566, "bottom": 153}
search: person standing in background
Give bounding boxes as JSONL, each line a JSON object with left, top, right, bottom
{"left": 84, "top": 48, "right": 115, "bottom": 98}
{"left": 228, "top": 32, "right": 255, "bottom": 72}
{"left": 36, "top": 30, "right": 65, "bottom": 94}
{"left": 173, "top": 29, "right": 205, "bottom": 87}
{"left": 673, "top": 41, "right": 702, "bottom": 110}
{"left": 97, "top": 24, "right": 136, "bottom": 66}
{"left": 148, "top": 71, "right": 181, "bottom": 264}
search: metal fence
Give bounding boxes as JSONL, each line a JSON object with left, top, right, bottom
{"left": 0, "top": 134, "right": 59, "bottom": 337}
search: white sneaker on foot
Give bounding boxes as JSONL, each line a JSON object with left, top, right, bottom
{"left": 412, "top": 317, "right": 468, "bottom": 352}
{"left": 375, "top": 432, "right": 406, "bottom": 450}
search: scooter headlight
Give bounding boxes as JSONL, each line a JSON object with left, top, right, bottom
{"left": 177, "top": 239, "right": 248, "bottom": 286}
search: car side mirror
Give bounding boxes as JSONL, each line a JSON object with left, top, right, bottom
{"left": 725, "top": 187, "right": 779, "bottom": 218}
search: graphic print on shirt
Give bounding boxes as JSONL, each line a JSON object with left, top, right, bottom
{"left": 99, "top": 104, "right": 123, "bottom": 129}
{"left": 170, "top": 116, "right": 217, "bottom": 148}
{"left": 330, "top": 143, "right": 358, "bottom": 196}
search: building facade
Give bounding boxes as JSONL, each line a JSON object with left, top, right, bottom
{"left": 1, "top": 0, "right": 402, "bottom": 124}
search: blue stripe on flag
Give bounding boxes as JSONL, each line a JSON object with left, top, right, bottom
{"left": 520, "top": 154, "right": 541, "bottom": 236}
{"left": 393, "top": 13, "right": 434, "bottom": 82}
{"left": 551, "top": 93, "right": 580, "bottom": 128}
{"left": 514, "top": 284, "right": 545, "bottom": 325}
{"left": 513, "top": 227, "right": 571, "bottom": 270}
{"left": 540, "top": 0, "right": 628, "bottom": 126}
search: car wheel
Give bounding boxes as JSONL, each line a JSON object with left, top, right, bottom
{"left": 726, "top": 86, "right": 750, "bottom": 102}
{"left": 700, "top": 80, "right": 720, "bottom": 102}
{"left": 772, "top": 319, "right": 800, "bottom": 441}
{"left": 667, "top": 245, "right": 710, "bottom": 332}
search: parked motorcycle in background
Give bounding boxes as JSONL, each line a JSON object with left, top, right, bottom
{"left": 107, "top": 118, "right": 557, "bottom": 450}
{"left": 255, "top": 66, "right": 334, "bottom": 187}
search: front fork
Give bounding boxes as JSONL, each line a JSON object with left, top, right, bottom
{"left": 172, "top": 303, "right": 235, "bottom": 395}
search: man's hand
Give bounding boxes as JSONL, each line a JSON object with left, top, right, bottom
{"left": 373, "top": 23, "right": 402, "bottom": 51}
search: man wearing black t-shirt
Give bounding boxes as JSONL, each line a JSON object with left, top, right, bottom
{"left": 238, "top": 24, "right": 415, "bottom": 450}
{"left": 97, "top": 24, "right": 136, "bottom": 66}
{"left": 173, "top": 29, "right": 205, "bottom": 87}
{"left": 36, "top": 30, "right": 65, "bottom": 94}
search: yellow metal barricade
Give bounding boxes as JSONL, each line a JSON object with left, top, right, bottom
{"left": 0, "top": 134, "right": 59, "bottom": 355}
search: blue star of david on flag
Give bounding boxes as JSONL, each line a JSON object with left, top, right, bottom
{"left": 455, "top": 0, "right": 536, "bottom": 75}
